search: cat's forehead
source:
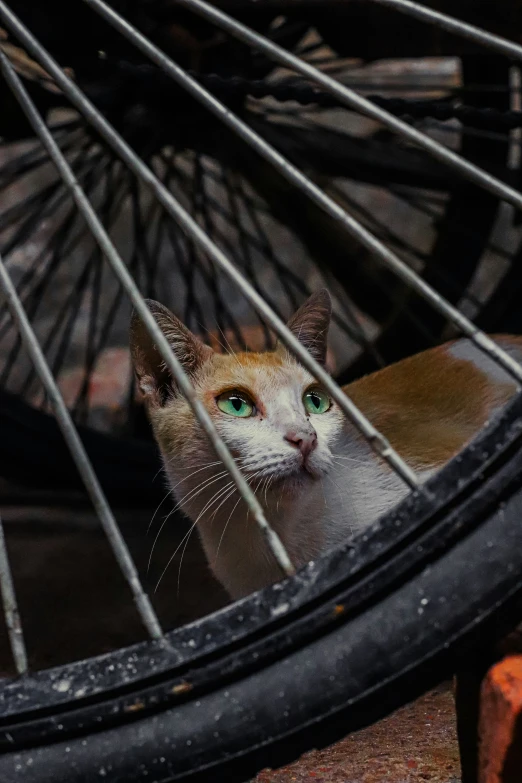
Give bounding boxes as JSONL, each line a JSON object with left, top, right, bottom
{"left": 204, "top": 350, "right": 313, "bottom": 391}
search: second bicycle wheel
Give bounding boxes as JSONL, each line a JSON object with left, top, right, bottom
{"left": 1, "top": 1, "right": 520, "bottom": 507}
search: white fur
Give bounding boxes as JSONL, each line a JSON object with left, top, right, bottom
{"left": 161, "top": 359, "right": 411, "bottom": 600}
{"left": 135, "top": 291, "right": 521, "bottom": 601}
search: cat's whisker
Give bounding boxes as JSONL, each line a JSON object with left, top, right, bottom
{"left": 331, "top": 455, "right": 371, "bottom": 465}
{"left": 177, "top": 522, "right": 197, "bottom": 599}
{"left": 252, "top": 476, "right": 264, "bottom": 495}
{"left": 320, "top": 476, "right": 328, "bottom": 510}
{"left": 153, "top": 464, "right": 166, "bottom": 483}
{"left": 164, "top": 451, "right": 223, "bottom": 470}
{"left": 154, "top": 518, "right": 199, "bottom": 594}
{"left": 209, "top": 485, "right": 238, "bottom": 523}
{"left": 263, "top": 477, "right": 270, "bottom": 505}
{"left": 208, "top": 484, "right": 239, "bottom": 532}
{"left": 208, "top": 331, "right": 230, "bottom": 355}
{"left": 217, "top": 325, "right": 243, "bottom": 370}
{"left": 176, "top": 458, "right": 223, "bottom": 472}
{"left": 148, "top": 503, "right": 184, "bottom": 577}
{"left": 147, "top": 461, "right": 223, "bottom": 536}
{"left": 148, "top": 471, "right": 230, "bottom": 574}
{"left": 198, "top": 481, "right": 239, "bottom": 540}
{"left": 262, "top": 475, "right": 271, "bottom": 505}
{"left": 155, "top": 479, "right": 235, "bottom": 594}
{"left": 174, "top": 470, "right": 230, "bottom": 511}
{"left": 168, "top": 473, "right": 230, "bottom": 534}
{"left": 328, "top": 474, "right": 346, "bottom": 503}
{"left": 256, "top": 476, "right": 270, "bottom": 498}
{"left": 148, "top": 507, "right": 178, "bottom": 576}
{"left": 195, "top": 481, "right": 236, "bottom": 525}
{"left": 229, "top": 469, "right": 264, "bottom": 520}
{"left": 215, "top": 490, "right": 243, "bottom": 561}
{"left": 168, "top": 461, "right": 224, "bottom": 495}
{"left": 208, "top": 325, "right": 234, "bottom": 356}
{"left": 328, "top": 472, "right": 355, "bottom": 533}
{"left": 176, "top": 502, "right": 213, "bottom": 598}
{"left": 175, "top": 467, "right": 267, "bottom": 575}
{"left": 264, "top": 474, "right": 276, "bottom": 506}
{"left": 147, "top": 488, "right": 174, "bottom": 536}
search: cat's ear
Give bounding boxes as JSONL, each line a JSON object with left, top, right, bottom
{"left": 130, "top": 300, "right": 213, "bottom": 407}
{"left": 284, "top": 289, "right": 332, "bottom": 366}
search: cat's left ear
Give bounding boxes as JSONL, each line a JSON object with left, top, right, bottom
{"left": 284, "top": 289, "right": 332, "bottom": 366}
{"left": 130, "top": 300, "right": 213, "bottom": 408}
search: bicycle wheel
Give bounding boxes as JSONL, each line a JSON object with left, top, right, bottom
{"left": 1, "top": 0, "right": 520, "bottom": 507}
{"left": 1, "top": 2, "right": 522, "bottom": 782}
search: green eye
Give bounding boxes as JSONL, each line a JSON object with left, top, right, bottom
{"left": 216, "top": 390, "right": 255, "bottom": 418}
{"left": 303, "top": 387, "right": 331, "bottom": 415}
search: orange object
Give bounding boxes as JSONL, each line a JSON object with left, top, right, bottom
{"left": 479, "top": 655, "right": 522, "bottom": 783}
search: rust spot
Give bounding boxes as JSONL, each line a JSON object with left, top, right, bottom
{"left": 479, "top": 655, "right": 522, "bottom": 783}
{"left": 333, "top": 604, "right": 345, "bottom": 617}
{"left": 172, "top": 681, "right": 193, "bottom": 695}
{"left": 124, "top": 701, "right": 145, "bottom": 713}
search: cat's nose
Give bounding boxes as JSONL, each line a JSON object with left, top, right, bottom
{"left": 285, "top": 430, "right": 317, "bottom": 459}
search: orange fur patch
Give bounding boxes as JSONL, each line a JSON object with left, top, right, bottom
{"left": 345, "top": 339, "right": 519, "bottom": 468}
{"left": 206, "top": 324, "right": 337, "bottom": 375}
{"left": 153, "top": 334, "right": 521, "bottom": 473}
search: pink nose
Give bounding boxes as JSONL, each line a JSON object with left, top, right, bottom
{"left": 285, "top": 430, "right": 317, "bottom": 459}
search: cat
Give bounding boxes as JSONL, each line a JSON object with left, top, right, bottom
{"left": 130, "top": 290, "right": 522, "bottom": 600}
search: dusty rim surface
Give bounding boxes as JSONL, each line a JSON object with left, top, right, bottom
{"left": 254, "top": 686, "right": 460, "bottom": 783}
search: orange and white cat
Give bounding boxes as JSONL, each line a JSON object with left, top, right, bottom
{"left": 130, "top": 290, "right": 521, "bottom": 600}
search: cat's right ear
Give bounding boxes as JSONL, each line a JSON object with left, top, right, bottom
{"left": 285, "top": 289, "right": 332, "bottom": 366}
{"left": 130, "top": 300, "right": 213, "bottom": 408}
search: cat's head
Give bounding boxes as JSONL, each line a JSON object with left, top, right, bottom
{"left": 129, "top": 290, "right": 343, "bottom": 503}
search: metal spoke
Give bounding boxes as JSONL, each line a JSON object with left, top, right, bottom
{"left": 366, "top": 0, "right": 522, "bottom": 63}
{"left": 58, "top": 1, "right": 522, "bottom": 386}
{"left": 192, "top": 154, "right": 244, "bottom": 347}
{"left": 0, "top": 247, "right": 163, "bottom": 641}
{"left": 0, "top": 41, "right": 297, "bottom": 577}
{"left": 0, "top": 1, "right": 423, "bottom": 491}
{"left": 0, "top": 515, "right": 27, "bottom": 675}
{"left": 165, "top": 0, "right": 522, "bottom": 214}
{"left": 0, "top": 54, "right": 164, "bottom": 639}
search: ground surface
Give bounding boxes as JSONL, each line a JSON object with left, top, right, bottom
{"left": 254, "top": 686, "right": 460, "bottom": 783}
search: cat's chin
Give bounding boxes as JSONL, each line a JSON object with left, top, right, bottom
{"left": 271, "top": 463, "right": 323, "bottom": 493}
